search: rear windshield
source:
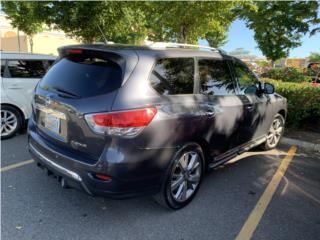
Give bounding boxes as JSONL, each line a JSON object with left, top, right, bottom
{"left": 39, "top": 56, "right": 122, "bottom": 98}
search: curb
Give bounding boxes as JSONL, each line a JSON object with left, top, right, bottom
{"left": 281, "top": 137, "right": 320, "bottom": 152}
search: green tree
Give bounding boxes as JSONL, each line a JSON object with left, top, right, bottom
{"left": 0, "top": 1, "right": 243, "bottom": 48}
{"left": 239, "top": 1, "right": 319, "bottom": 66}
{"left": 2, "top": 1, "right": 44, "bottom": 52}
{"left": 205, "top": 29, "right": 228, "bottom": 48}
{"left": 309, "top": 52, "right": 320, "bottom": 62}
{"left": 37, "top": 1, "right": 147, "bottom": 44}
{"left": 20, "top": 1, "right": 237, "bottom": 47}
{"left": 146, "top": 1, "right": 237, "bottom": 46}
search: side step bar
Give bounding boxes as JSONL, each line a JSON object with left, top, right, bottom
{"left": 208, "top": 136, "right": 267, "bottom": 169}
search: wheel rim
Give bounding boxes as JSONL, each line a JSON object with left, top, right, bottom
{"left": 170, "top": 151, "right": 201, "bottom": 203}
{"left": 267, "top": 116, "right": 284, "bottom": 148}
{"left": 1, "top": 110, "right": 18, "bottom": 137}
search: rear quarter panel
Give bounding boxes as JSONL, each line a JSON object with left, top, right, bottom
{"left": 1, "top": 77, "right": 31, "bottom": 120}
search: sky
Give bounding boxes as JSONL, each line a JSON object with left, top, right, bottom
{"left": 202, "top": 19, "right": 320, "bottom": 58}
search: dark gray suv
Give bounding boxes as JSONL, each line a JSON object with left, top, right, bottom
{"left": 28, "top": 43, "right": 287, "bottom": 209}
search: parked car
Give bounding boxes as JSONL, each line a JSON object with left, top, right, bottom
{"left": 1, "top": 52, "right": 56, "bottom": 139}
{"left": 28, "top": 43, "right": 287, "bottom": 209}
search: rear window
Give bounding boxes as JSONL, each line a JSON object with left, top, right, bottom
{"left": 150, "top": 58, "right": 195, "bottom": 95}
{"left": 39, "top": 56, "right": 122, "bottom": 98}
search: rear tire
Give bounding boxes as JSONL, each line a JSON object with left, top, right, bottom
{"left": 1, "top": 105, "right": 22, "bottom": 139}
{"left": 261, "top": 114, "right": 285, "bottom": 150}
{"left": 154, "top": 143, "right": 204, "bottom": 210}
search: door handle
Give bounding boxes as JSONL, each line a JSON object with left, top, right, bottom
{"left": 8, "top": 87, "right": 23, "bottom": 89}
{"left": 205, "top": 110, "right": 215, "bottom": 118}
{"left": 8, "top": 84, "right": 22, "bottom": 89}
{"left": 246, "top": 104, "right": 254, "bottom": 112}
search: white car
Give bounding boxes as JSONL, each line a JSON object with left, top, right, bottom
{"left": 1, "top": 52, "right": 56, "bottom": 139}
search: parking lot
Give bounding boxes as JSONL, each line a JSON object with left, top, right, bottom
{"left": 1, "top": 133, "right": 320, "bottom": 240}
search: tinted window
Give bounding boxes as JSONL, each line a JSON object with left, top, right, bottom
{"left": 1, "top": 60, "right": 6, "bottom": 77}
{"left": 39, "top": 57, "right": 122, "bottom": 98}
{"left": 150, "top": 58, "right": 194, "bottom": 95}
{"left": 199, "top": 59, "right": 235, "bottom": 95}
{"left": 43, "top": 60, "right": 55, "bottom": 71}
{"left": 7, "top": 60, "right": 46, "bottom": 78}
{"left": 233, "top": 61, "right": 259, "bottom": 94}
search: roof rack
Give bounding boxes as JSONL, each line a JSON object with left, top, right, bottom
{"left": 91, "top": 41, "right": 227, "bottom": 54}
{"left": 143, "top": 41, "right": 227, "bottom": 55}
{"left": 147, "top": 41, "right": 217, "bottom": 51}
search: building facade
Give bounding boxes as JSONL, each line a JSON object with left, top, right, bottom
{"left": 0, "top": 14, "right": 79, "bottom": 55}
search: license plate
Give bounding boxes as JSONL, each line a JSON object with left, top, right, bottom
{"left": 36, "top": 105, "right": 67, "bottom": 139}
{"left": 45, "top": 113, "right": 60, "bottom": 135}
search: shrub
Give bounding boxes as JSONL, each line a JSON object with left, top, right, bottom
{"left": 261, "top": 67, "right": 311, "bottom": 83}
{"left": 262, "top": 78, "right": 320, "bottom": 127}
{"left": 304, "top": 67, "right": 320, "bottom": 81}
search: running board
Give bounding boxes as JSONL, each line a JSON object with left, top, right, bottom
{"left": 208, "top": 136, "right": 267, "bottom": 169}
{"left": 237, "top": 136, "right": 267, "bottom": 154}
{"left": 208, "top": 153, "right": 238, "bottom": 168}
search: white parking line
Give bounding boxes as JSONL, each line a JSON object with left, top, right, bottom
{"left": 1, "top": 159, "right": 34, "bottom": 172}
{"left": 235, "top": 146, "right": 297, "bottom": 240}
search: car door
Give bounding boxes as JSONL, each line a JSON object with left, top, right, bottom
{"left": 148, "top": 57, "right": 207, "bottom": 149}
{"left": 3, "top": 60, "right": 47, "bottom": 118}
{"left": 1, "top": 59, "right": 8, "bottom": 101}
{"left": 197, "top": 58, "right": 244, "bottom": 157}
{"left": 231, "top": 59, "right": 273, "bottom": 146}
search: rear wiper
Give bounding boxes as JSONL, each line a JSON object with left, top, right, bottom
{"left": 51, "top": 86, "right": 81, "bottom": 99}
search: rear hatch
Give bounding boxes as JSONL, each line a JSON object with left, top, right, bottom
{"left": 33, "top": 46, "right": 138, "bottom": 163}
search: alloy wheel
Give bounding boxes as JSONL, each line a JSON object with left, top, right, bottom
{"left": 170, "top": 151, "right": 202, "bottom": 203}
{"left": 1, "top": 110, "right": 18, "bottom": 137}
{"left": 266, "top": 116, "right": 284, "bottom": 148}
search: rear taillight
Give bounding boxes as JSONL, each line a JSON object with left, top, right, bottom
{"left": 85, "top": 107, "right": 157, "bottom": 137}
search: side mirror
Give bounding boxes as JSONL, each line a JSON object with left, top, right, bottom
{"left": 264, "top": 83, "right": 275, "bottom": 94}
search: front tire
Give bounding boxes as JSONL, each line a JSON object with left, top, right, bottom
{"left": 1, "top": 105, "right": 22, "bottom": 139}
{"left": 154, "top": 143, "right": 204, "bottom": 210}
{"left": 261, "top": 114, "right": 285, "bottom": 150}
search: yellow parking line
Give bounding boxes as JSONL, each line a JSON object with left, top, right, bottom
{"left": 235, "top": 146, "right": 297, "bottom": 240}
{"left": 0, "top": 159, "right": 34, "bottom": 172}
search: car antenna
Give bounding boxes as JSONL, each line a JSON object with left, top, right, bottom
{"left": 97, "top": 24, "right": 107, "bottom": 44}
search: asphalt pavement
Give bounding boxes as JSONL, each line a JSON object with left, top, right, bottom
{"left": 1, "top": 133, "right": 320, "bottom": 240}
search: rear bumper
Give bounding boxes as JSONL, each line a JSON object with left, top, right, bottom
{"left": 29, "top": 143, "right": 93, "bottom": 195}
{"left": 28, "top": 121, "right": 177, "bottom": 199}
